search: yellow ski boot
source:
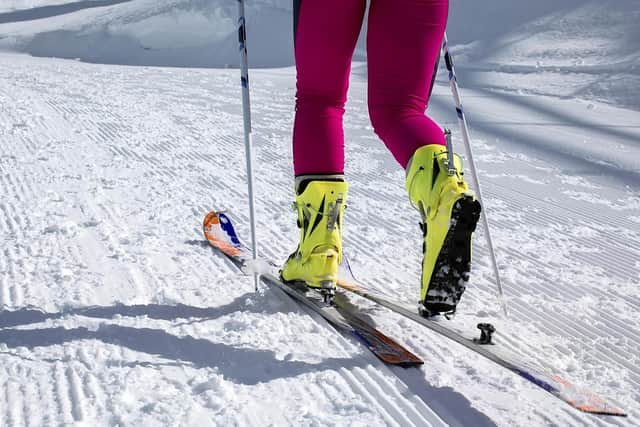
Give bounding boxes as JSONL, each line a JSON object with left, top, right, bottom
{"left": 280, "top": 178, "right": 348, "bottom": 296}
{"left": 406, "top": 144, "right": 481, "bottom": 315}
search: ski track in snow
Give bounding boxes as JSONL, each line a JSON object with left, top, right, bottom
{"left": 0, "top": 52, "right": 639, "bottom": 425}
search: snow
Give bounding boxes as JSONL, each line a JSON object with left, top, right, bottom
{"left": 1, "top": 0, "right": 638, "bottom": 109}
{"left": 0, "top": 0, "right": 297, "bottom": 68}
{"left": 1, "top": 0, "right": 640, "bottom": 426}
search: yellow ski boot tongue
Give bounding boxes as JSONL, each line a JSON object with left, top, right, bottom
{"left": 405, "top": 144, "right": 481, "bottom": 314}
{"left": 280, "top": 179, "right": 348, "bottom": 291}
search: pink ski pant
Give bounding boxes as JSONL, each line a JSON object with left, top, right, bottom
{"left": 293, "top": 0, "right": 449, "bottom": 176}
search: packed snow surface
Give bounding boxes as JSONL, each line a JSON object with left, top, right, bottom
{"left": 0, "top": 0, "right": 638, "bottom": 109}
{"left": 1, "top": 0, "right": 639, "bottom": 426}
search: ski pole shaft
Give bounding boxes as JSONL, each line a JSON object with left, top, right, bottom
{"left": 442, "top": 33, "right": 508, "bottom": 317}
{"left": 237, "top": 0, "right": 259, "bottom": 291}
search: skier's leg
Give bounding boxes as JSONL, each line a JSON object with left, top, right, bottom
{"left": 366, "top": 0, "right": 448, "bottom": 168}
{"left": 282, "top": 1, "right": 364, "bottom": 290}
{"left": 367, "top": 0, "right": 481, "bottom": 314}
{"left": 292, "top": 0, "right": 366, "bottom": 176}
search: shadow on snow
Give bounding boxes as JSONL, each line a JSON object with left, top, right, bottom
{"left": 0, "top": 293, "right": 364, "bottom": 385}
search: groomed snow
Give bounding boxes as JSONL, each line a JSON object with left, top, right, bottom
{"left": 1, "top": 1, "right": 639, "bottom": 426}
{"left": 1, "top": 0, "right": 638, "bottom": 110}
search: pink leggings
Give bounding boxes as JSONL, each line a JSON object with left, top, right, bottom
{"left": 293, "top": 0, "right": 449, "bottom": 176}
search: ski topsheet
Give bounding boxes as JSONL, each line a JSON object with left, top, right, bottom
{"left": 336, "top": 278, "right": 627, "bottom": 417}
{"left": 203, "top": 211, "right": 423, "bottom": 367}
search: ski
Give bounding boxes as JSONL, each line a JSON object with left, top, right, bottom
{"left": 335, "top": 279, "right": 627, "bottom": 417}
{"left": 202, "top": 211, "right": 423, "bottom": 367}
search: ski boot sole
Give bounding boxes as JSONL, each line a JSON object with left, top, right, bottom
{"left": 422, "top": 195, "right": 482, "bottom": 315}
{"left": 279, "top": 277, "right": 336, "bottom": 304}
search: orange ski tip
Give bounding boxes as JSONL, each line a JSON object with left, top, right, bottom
{"left": 553, "top": 375, "right": 626, "bottom": 416}
{"left": 574, "top": 404, "right": 627, "bottom": 417}
{"left": 203, "top": 211, "right": 220, "bottom": 227}
{"left": 207, "top": 236, "right": 243, "bottom": 257}
{"left": 370, "top": 329, "right": 423, "bottom": 366}
{"left": 202, "top": 211, "right": 243, "bottom": 257}
{"left": 552, "top": 375, "right": 573, "bottom": 387}
{"left": 378, "top": 354, "right": 424, "bottom": 366}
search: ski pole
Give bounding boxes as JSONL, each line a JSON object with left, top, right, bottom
{"left": 237, "top": 0, "right": 259, "bottom": 292}
{"left": 441, "top": 33, "right": 509, "bottom": 318}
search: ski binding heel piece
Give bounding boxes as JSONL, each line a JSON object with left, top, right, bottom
{"left": 474, "top": 323, "right": 496, "bottom": 345}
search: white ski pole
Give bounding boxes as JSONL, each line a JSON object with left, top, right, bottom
{"left": 237, "top": 0, "right": 259, "bottom": 292}
{"left": 442, "top": 33, "right": 508, "bottom": 317}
